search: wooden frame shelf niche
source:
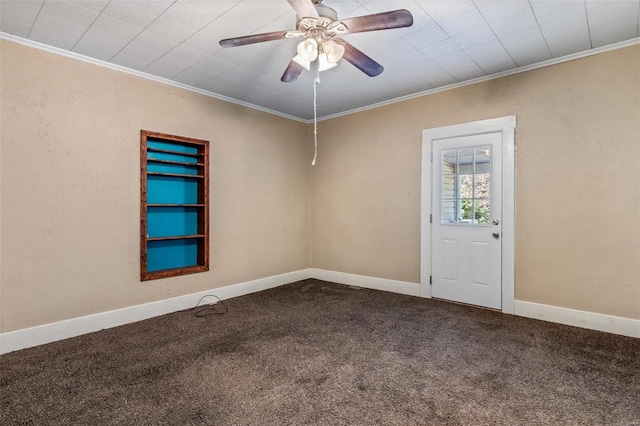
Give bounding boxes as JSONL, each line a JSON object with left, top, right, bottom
{"left": 140, "top": 130, "right": 209, "bottom": 281}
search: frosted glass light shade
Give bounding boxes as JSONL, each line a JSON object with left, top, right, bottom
{"left": 292, "top": 55, "right": 311, "bottom": 70}
{"left": 323, "top": 40, "right": 345, "bottom": 63}
{"left": 318, "top": 53, "right": 337, "bottom": 71}
{"left": 297, "top": 38, "right": 318, "bottom": 61}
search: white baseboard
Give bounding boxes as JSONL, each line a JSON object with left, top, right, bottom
{"left": 3, "top": 270, "right": 637, "bottom": 354}
{"left": 310, "top": 268, "right": 420, "bottom": 297}
{"left": 514, "top": 300, "right": 640, "bottom": 338}
{"left": 0, "top": 269, "right": 313, "bottom": 354}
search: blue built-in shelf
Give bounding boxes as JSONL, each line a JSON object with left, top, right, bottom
{"left": 141, "top": 131, "right": 209, "bottom": 280}
{"left": 147, "top": 239, "right": 199, "bottom": 272}
{"left": 147, "top": 175, "right": 199, "bottom": 204}
{"left": 147, "top": 206, "right": 199, "bottom": 238}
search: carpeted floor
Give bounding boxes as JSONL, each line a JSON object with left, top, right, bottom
{"left": 1, "top": 279, "right": 639, "bottom": 425}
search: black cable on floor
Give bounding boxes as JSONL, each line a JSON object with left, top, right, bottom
{"left": 189, "top": 294, "right": 229, "bottom": 317}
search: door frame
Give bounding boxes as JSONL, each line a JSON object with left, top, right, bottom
{"left": 420, "top": 116, "right": 516, "bottom": 314}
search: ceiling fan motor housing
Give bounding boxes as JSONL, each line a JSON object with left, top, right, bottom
{"left": 314, "top": 4, "right": 338, "bottom": 21}
{"left": 296, "top": 4, "right": 348, "bottom": 42}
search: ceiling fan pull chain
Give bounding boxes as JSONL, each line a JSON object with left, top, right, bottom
{"left": 312, "top": 65, "right": 320, "bottom": 166}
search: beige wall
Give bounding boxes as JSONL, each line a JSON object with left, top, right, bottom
{"left": 311, "top": 45, "right": 640, "bottom": 319}
{"left": 1, "top": 40, "right": 638, "bottom": 334}
{"left": 0, "top": 40, "right": 310, "bottom": 332}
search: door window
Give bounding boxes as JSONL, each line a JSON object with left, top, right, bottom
{"left": 441, "top": 146, "right": 491, "bottom": 225}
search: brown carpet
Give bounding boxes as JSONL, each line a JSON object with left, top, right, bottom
{"left": 1, "top": 279, "right": 639, "bottom": 425}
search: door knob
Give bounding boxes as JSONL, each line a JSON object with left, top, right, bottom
{"left": 492, "top": 232, "right": 500, "bottom": 239}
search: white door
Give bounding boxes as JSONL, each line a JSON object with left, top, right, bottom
{"left": 431, "top": 132, "right": 502, "bottom": 309}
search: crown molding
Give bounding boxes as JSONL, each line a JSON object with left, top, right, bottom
{"left": 318, "top": 37, "right": 640, "bottom": 122}
{"left": 0, "top": 32, "right": 308, "bottom": 124}
{"left": 2, "top": 32, "right": 638, "bottom": 124}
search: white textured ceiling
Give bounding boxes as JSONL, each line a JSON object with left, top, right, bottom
{"left": 1, "top": 0, "right": 639, "bottom": 120}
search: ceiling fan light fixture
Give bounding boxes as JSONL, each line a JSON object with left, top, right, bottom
{"left": 318, "top": 53, "right": 338, "bottom": 71}
{"left": 292, "top": 54, "right": 311, "bottom": 70}
{"left": 296, "top": 38, "right": 318, "bottom": 61}
{"left": 322, "top": 40, "right": 345, "bottom": 63}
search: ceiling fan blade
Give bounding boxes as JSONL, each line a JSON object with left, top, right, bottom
{"left": 337, "top": 40, "right": 384, "bottom": 77}
{"left": 281, "top": 60, "right": 305, "bottom": 82}
{"left": 287, "top": 0, "right": 319, "bottom": 19}
{"left": 339, "top": 9, "right": 413, "bottom": 34}
{"left": 220, "top": 31, "right": 289, "bottom": 48}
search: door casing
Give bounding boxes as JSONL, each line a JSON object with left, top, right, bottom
{"left": 420, "top": 116, "right": 516, "bottom": 314}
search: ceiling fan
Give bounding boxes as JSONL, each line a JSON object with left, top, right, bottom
{"left": 219, "top": 0, "right": 414, "bottom": 82}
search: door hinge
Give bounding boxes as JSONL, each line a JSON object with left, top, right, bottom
{"left": 430, "top": 151, "right": 433, "bottom": 162}
{"left": 429, "top": 275, "right": 432, "bottom": 285}
{"left": 430, "top": 214, "right": 432, "bottom": 223}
